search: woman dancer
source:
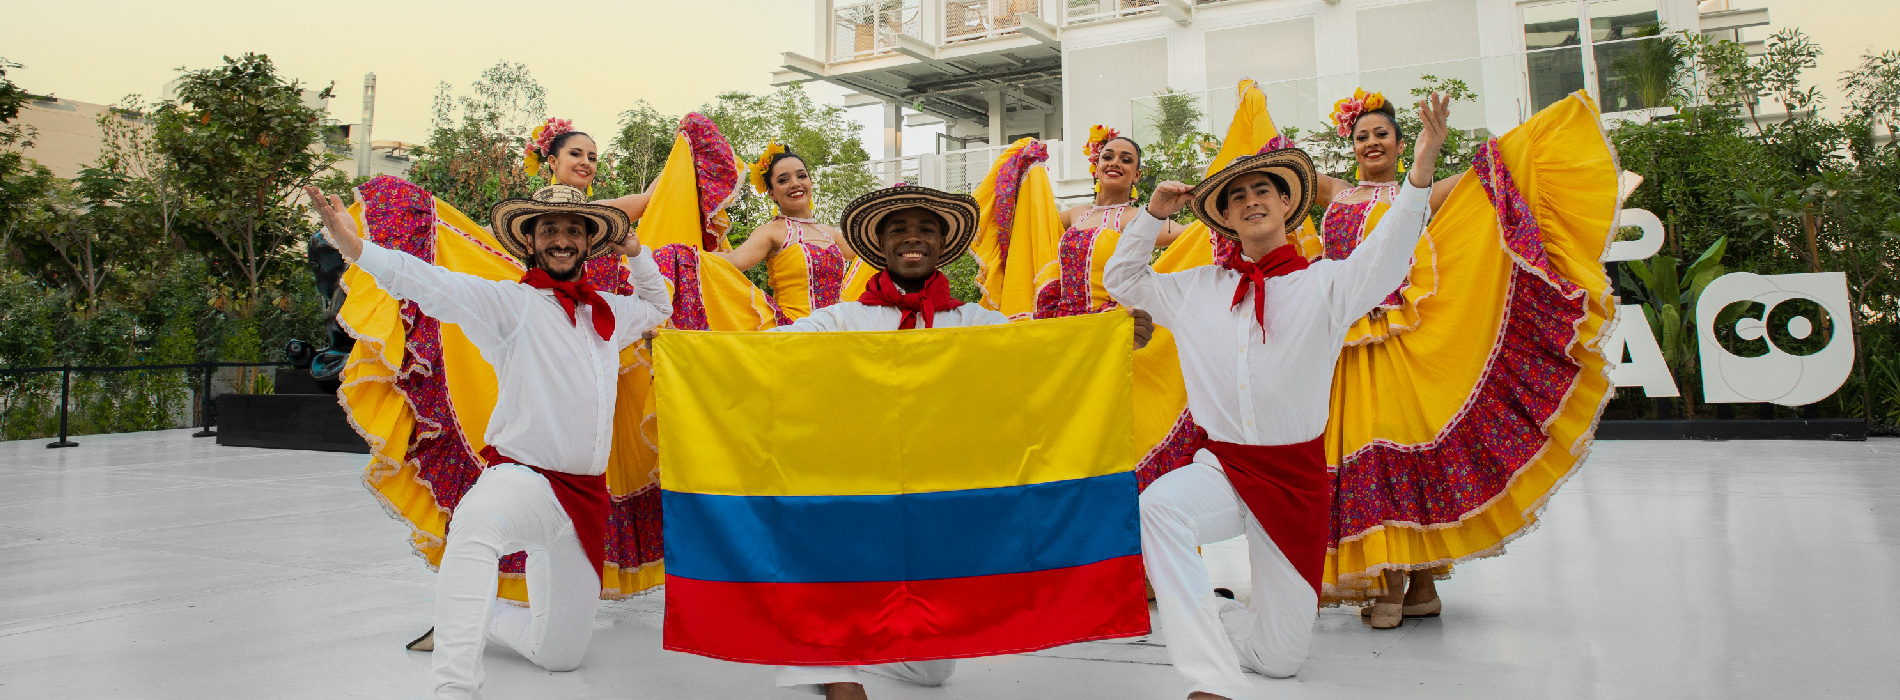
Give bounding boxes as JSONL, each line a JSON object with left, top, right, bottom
{"left": 1036, "top": 128, "right": 1187, "bottom": 319}
{"left": 1309, "top": 89, "right": 1621, "bottom": 629}
{"left": 713, "top": 144, "right": 857, "bottom": 322}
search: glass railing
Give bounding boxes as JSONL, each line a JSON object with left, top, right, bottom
{"left": 1128, "top": 55, "right": 1529, "bottom": 174}
{"left": 943, "top": 0, "right": 1044, "bottom": 44}
{"left": 846, "top": 139, "right": 1066, "bottom": 192}
{"left": 1062, "top": 0, "right": 1159, "bottom": 26}
{"left": 832, "top": 0, "right": 924, "bottom": 61}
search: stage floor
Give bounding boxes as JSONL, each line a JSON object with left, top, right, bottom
{"left": 1, "top": 429, "right": 1895, "bottom": 699}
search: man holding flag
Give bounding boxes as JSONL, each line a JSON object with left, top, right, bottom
{"left": 1101, "top": 93, "right": 1451, "bottom": 699}
{"left": 668, "top": 183, "right": 1155, "bottom": 696}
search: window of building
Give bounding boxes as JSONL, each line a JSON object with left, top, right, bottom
{"left": 1522, "top": 0, "right": 1666, "bottom": 113}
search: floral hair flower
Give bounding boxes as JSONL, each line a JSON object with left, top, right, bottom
{"left": 1084, "top": 125, "right": 1122, "bottom": 179}
{"left": 522, "top": 117, "right": 575, "bottom": 177}
{"left": 1255, "top": 135, "right": 1299, "bottom": 154}
{"left": 1329, "top": 89, "right": 1386, "bottom": 138}
{"left": 750, "top": 142, "right": 788, "bottom": 194}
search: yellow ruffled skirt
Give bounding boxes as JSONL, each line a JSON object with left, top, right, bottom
{"left": 1320, "top": 92, "right": 1621, "bottom": 603}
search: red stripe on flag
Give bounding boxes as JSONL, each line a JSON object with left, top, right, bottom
{"left": 663, "top": 554, "right": 1150, "bottom": 665}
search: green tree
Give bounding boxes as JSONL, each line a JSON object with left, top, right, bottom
{"left": 601, "top": 100, "right": 675, "bottom": 198}
{"left": 408, "top": 61, "right": 547, "bottom": 215}
{"left": 1136, "top": 88, "right": 1217, "bottom": 217}
{"left": 1840, "top": 50, "right": 1900, "bottom": 138}
{"left": 152, "top": 53, "right": 340, "bottom": 314}
{"left": 699, "top": 85, "right": 875, "bottom": 248}
{"left": 0, "top": 58, "right": 54, "bottom": 248}
{"left": 97, "top": 95, "right": 189, "bottom": 251}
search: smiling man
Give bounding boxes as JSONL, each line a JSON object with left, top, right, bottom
{"left": 307, "top": 183, "right": 670, "bottom": 700}
{"left": 1103, "top": 95, "right": 1452, "bottom": 700}
{"left": 764, "top": 184, "right": 1151, "bottom": 699}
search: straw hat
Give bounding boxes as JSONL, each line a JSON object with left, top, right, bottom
{"left": 1188, "top": 147, "right": 1317, "bottom": 240}
{"left": 490, "top": 184, "right": 631, "bottom": 263}
{"left": 839, "top": 185, "right": 980, "bottom": 269}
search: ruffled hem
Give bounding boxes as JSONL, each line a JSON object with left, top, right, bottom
{"left": 1322, "top": 92, "right": 1620, "bottom": 604}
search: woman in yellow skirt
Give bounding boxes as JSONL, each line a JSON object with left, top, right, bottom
{"left": 713, "top": 144, "right": 859, "bottom": 322}
{"left": 1308, "top": 91, "right": 1621, "bottom": 628}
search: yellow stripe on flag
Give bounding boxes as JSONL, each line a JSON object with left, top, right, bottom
{"left": 655, "top": 313, "right": 1135, "bottom": 496}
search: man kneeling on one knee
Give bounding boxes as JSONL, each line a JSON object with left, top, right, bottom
{"left": 768, "top": 185, "right": 1154, "bottom": 699}
{"left": 1103, "top": 95, "right": 1451, "bottom": 699}
{"left": 309, "top": 184, "right": 671, "bottom": 700}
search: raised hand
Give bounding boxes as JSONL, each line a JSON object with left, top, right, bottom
{"left": 1407, "top": 92, "right": 1452, "bottom": 189}
{"left": 305, "top": 185, "right": 364, "bottom": 261}
{"left": 606, "top": 231, "right": 645, "bottom": 259}
{"left": 1146, "top": 180, "right": 1193, "bottom": 220}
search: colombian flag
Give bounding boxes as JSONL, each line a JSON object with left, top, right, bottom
{"left": 655, "top": 312, "right": 1149, "bottom": 665}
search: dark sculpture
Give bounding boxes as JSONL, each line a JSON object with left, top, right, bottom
{"left": 299, "top": 228, "right": 355, "bottom": 394}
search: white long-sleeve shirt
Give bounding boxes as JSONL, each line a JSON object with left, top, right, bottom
{"left": 1103, "top": 183, "right": 1430, "bottom": 447}
{"left": 353, "top": 241, "right": 672, "bottom": 475}
{"left": 770, "top": 300, "right": 1009, "bottom": 332}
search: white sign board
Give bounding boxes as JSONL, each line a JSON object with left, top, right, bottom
{"left": 1603, "top": 305, "right": 1680, "bottom": 397}
{"left": 1695, "top": 272, "right": 1856, "bottom": 406}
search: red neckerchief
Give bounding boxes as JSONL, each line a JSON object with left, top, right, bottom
{"left": 857, "top": 270, "right": 964, "bottom": 329}
{"left": 521, "top": 268, "right": 615, "bottom": 341}
{"left": 1221, "top": 243, "right": 1311, "bottom": 341}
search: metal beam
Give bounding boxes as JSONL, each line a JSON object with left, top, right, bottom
{"left": 1010, "top": 87, "right": 1055, "bottom": 112}
{"left": 1019, "top": 13, "right": 1061, "bottom": 48}
{"left": 1157, "top": 0, "right": 1191, "bottom": 27}
{"left": 905, "top": 62, "right": 1062, "bottom": 94}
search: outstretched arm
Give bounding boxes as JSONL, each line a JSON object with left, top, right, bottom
{"left": 306, "top": 186, "right": 527, "bottom": 343}
{"left": 711, "top": 220, "right": 782, "bottom": 271}
{"left": 593, "top": 192, "right": 653, "bottom": 223}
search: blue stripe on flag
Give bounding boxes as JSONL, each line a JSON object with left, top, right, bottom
{"left": 663, "top": 471, "right": 1138, "bottom": 583}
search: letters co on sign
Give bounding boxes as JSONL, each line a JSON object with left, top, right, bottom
{"left": 1601, "top": 209, "right": 1856, "bottom": 407}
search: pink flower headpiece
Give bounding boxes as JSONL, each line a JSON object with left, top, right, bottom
{"left": 1255, "top": 135, "right": 1299, "bottom": 155}
{"left": 1329, "top": 89, "right": 1386, "bottom": 138}
{"left": 522, "top": 117, "right": 575, "bottom": 176}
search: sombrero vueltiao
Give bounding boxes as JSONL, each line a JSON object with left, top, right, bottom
{"left": 1189, "top": 146, "right": 1317, "bottom": 240}
{"left": 490, "top": 184, "right": 632, "bottom": 263}
{"left": 840, "top": 185, "right": 980, "bottom": 269}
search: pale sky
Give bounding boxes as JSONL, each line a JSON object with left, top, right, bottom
{"left": 6, "top": 0, "right": 1895, "bottom": 161}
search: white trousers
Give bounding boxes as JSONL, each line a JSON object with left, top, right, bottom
{"left": 1142, "top": 459, "right": 1317, "bottom": 700}
{"left": 433, "top": 463, "right": 600, "bottom": 700}
{"left": 775, "top": 661, "right": 957, "bottom": 695}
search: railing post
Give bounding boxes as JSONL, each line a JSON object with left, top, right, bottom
{"left": 46, "top": 365, "right": 77, "bottom": 448}
{"left": 193, "top": 361, "right": 217, "bottom": 438}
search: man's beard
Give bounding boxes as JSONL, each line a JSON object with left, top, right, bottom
{"left": 535, "top": 249, "right": 584, "bottom": 281}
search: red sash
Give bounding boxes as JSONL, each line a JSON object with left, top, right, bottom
{"left": 478, "top": 446, "right": 610, "bottom": 583}
{"left": 1203, "top": 438, "right": 1330, "bottom": 594}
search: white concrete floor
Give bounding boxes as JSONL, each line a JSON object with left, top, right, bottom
{"left": 0, "top": 430, "right": 1895, "bottom": 699}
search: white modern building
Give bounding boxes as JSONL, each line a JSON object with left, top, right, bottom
{"left": 772, "top": 0, "right": 1768, "bottom": 197}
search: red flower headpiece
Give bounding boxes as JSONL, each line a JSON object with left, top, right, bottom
{"left": 1329, "top": 89, "right": 1386, "bottom": 139}
{"left": 522, "top": 117, "right": 575, "bottom": 176}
